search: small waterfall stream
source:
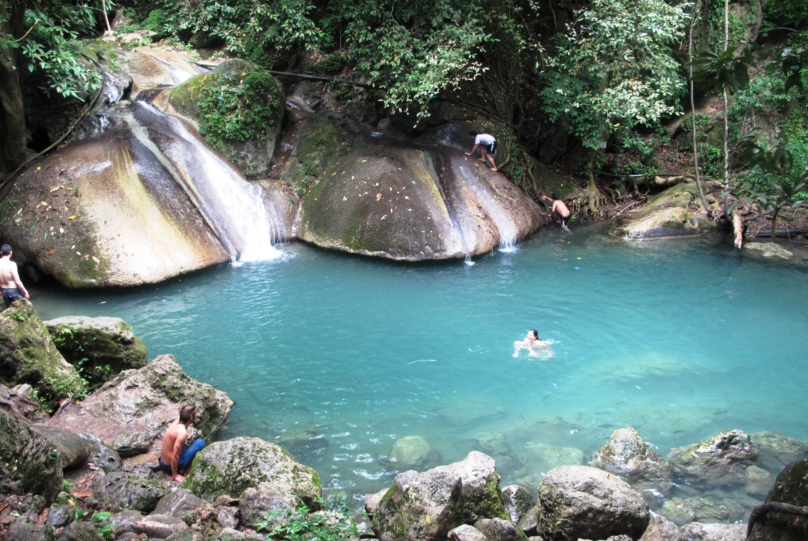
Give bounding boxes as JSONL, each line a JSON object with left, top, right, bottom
{"left": 425, "top": 150, "right": 473, "bottom": 263}
{"left": 120, "top": 100, "right": 283, "bottom": 261}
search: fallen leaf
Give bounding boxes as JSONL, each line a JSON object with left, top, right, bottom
{"left": 72, "top": 490, "right": 92, "bottom": 498}
{"left": 376, "top": 193, "right": 382, "bottom": 201}
{"left": 343, "top": 196, "right": 347, "bottom": 201}
{"left": 46, "top": 250, "right": 53, "bottom": 256}
{"left": 68, "top": 215, "right": 76, "bottom": 220}
{"left": 49, "top": 186, "right": 60, "bottom": 192}
{"left": 361, "top": 159, "right": 367, "bottom": 163}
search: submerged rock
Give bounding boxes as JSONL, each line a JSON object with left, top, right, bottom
{"left": 390, "top": 435, "right": 440, "bottom": 470}
{"left": 745, "top": 465, "right": 775, "bottom": 498}
{"left": 518, "top": 443, "right": 584, "bottom": 487}
{"left": 590, "top": 427, "right": 672, "bottom": 496}
{"left": 44, "top": 316, "right": 148, "bottom": 391}
{"left": 750, "top": 431, "right": 808, "bottom": 473}
{"left": 0, "top": 300, "right": 86, "bottom": 401}
{"left": 293, "top": 115, "right": 547, "bottom": 261}
{"left": 0, "top": 409, "right": 63, "bottom": 505}
{"left": 45, "top": 354, "right": 233, "bottom": 455}
{"left": 668, "top": 430, "right": 758, "bottom": 489}
{"left": 501, "top": 484, "right": 535, "bottom": 523}
{"left": 537, "top": 465, "right": 650, "bottom": 541}
{"left": 371, "top": 451, "right": 508, "bottom": 541}
{"left": 747, "top": 457, "right": 808, "bottom": 541}
{"left": 678, "top": 522, "right": 745, "bottom": 541}
{"left": 638, "top": 514, "right": 682, "bottom": 541}
{"left": 744, "top": 242, "right": 794, "bottom": 260}
{"left": 183, "top": 437, "right": 321, "bottom": 508}
{"left": 611, "top": 182, "right": 720, "bottom": 239}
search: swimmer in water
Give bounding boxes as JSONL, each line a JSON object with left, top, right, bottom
{"left": 513, "top": 329, "right": 549, "bottom": 358}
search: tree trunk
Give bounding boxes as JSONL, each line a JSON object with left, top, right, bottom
{"left": 101, "top": 0, "right": 112, "bottom": 34}
{"left": 689, "top": 0, "right": 710, "bottom": 213}
{"left": 0, "top": 1, "right": 27, "bottom": 179}
{"left": 723, "top": 0, "right": 729, "bottom": 186}
{"left": 771, "top": 206, "right": 780, "bottom": 242}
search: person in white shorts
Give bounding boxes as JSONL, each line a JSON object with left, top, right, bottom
{"left": 466, "top": 131, "right": 498, "bottom": 171}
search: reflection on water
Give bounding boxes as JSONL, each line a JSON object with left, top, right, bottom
{"left": 30, "top": 224, "right": 808, "bottom": 514}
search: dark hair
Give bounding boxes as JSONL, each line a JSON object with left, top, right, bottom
{"left": 469, "top": 131, "right": 478, "bottom": 137}
{"left": 1, "top": 245, "right": 11, "bottom": 256}
{"left": 529, "top": 329, "right": 539, "bottom": 339}
{"left": 179, "top": 404, "right": 196, "bottom": 423}
{"left": 550, "top": 194, "right": 559, "bottom": 201}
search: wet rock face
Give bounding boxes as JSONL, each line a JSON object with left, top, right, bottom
{"left": 0, "top": 300, "right": 86, "bottom": 401}
{"left": 0, "top": 409, "right": 63, "bottom": 505}
{"left": 590, "top": 427, "right": 672, "bottom": 496}
{"left": 747, "top": 457, "right": 808, "bottom": 541}
{"left": 294, "top": 117, "right": 547, "bottom": 261}
{"left": 44, "top": 316, "right": 148, "bottom": 391}
{"left": 474, "top": 517, "right": 526, "bottom": 541}
{"left": 171, "top": 59, "right": 285, "bottom": 179}
{"left": 668, "top": 430, "right": 758, "bottom": 489}
{"left": 610, "top": 182, "right": 720, "bottom": 239}
{"left": 537, "top": 465, "right": 650, "bottom": 541}
{"left": 184, "top": 437, "right": 322, "bottom": 506}
{"left": 371, "top": 451, "right": 508, "bottom": 541}
{"left": 44, "top": 355, "right": 233, "bottom": 456}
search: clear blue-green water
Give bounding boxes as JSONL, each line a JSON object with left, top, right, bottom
{"left": 30, "top": 225, "right": 808, "bottom": 506}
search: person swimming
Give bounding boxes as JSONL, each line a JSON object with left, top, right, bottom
{"left": 513, "top": 329, "right": 549, "bottom": 358}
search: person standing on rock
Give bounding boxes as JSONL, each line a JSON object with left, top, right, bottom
{"left": 0, "top": 244, "right": 30, "bottom": 308}
{"left": 159, "top": 404, "right": 205, "bottom": 482}
{"left": 466, "top": 131, "right": 498, "bottom": 171}
{"left": 542, "top": 193, "right": 572, "bottom": 232}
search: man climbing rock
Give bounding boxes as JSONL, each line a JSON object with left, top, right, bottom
{"left": 0, "top": 244, "right": 29, "bottom": 308}
{"left": 159, "top": 404, "right": 205, "bottom": 482}
{"left": 466, "top": 131, "right": 498, "bottom": 172}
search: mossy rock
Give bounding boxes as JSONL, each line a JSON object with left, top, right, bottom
{"left": 0, "top": 300, "right": 86, "bottom": 402}
{"left": 171, "top": 59, "right": 284, "bottom": 178}
{"left": 44, "top": 316, "right": 147, "bottom": 392}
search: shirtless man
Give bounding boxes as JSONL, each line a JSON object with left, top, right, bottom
{"left": 513, "top": 329, "right": 548, "bottom": 358}
{"left": 466, "top": 131, "right": 498, "bottom": 172}
{"left": 542, "top": 194, "right": 571, "bottom": 232}
{"left": 0, "top": 244, "right": 29, "bottom": 308}
{"left": 159, "top": 404, "right": 205, "bottom": 482}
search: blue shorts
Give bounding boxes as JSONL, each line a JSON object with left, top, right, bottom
{"left": 158, "top": 438, "right": 205, "bottom": 472}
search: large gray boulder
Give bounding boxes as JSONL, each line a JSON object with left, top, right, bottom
{"left": 678, "top": 522, "right": 745, "bottom": 541}
{"left": 639, "top": 514, "right": 682, "bottom": 541}
{"left": 152, "top": 488, "right": 207, "bottom": 517}
{"left": 390, "top": 435, "right": 440, "bottom": 470}
{"left": 448, "top": 524, "right": 489, "bottom": 541}
{"left": 44, "top": 354, "right": 232, "bottom": 455}
{"left": 750, "top": 431, "right": 808, "bottom": 473}
{"left": 747, "top": 457, "right": 808, "bottom": 541}
{"left": 0, "top": 382, "right": 46, "bottom": 421}
{"left": 591, "top": 428, "right": 672, "bottom": 497}
{"left": 89, "top": 471, "right": 167, "bottom": 513}
{"left": 668, "top": 430, "right": 758, "bottom": 489}
{"left": 371, "top": 451, "right": 509, "bottom": 541}
{"left": 537, "top": 465, "right": 650, "bottom": 541}
{"left": 30, "top": 425, "right": 92, "bottom": 470}
{"left": 0, "top": 409, "right": 63, "bottom": 505}
{"left": 183, "top": 437, "right": 321, "bottom": 507}
{"left": 44, "top": 316, "right": 148, "bottom": 390}
{"left": 292, "top": 115, "right": 548, "bottom": 261}
{"left": 475, "top": 517, "right": 526, "bottom": 541}
{"left": 0, "top": 300, "right": 86, "bottom": 401}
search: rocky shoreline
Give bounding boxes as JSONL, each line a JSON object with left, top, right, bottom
{"left": 2, "top": 299, "right": 807, "bottom": 541}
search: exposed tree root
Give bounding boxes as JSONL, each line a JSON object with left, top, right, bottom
{"left": 747, "top": 502, "right": 808, "bottom": 538}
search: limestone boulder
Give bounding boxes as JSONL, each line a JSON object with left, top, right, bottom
{"left": 30, "top": 425, "right": 92, "bottom": 470}
{"left": 611, "top": 182, "right": 720, "bottom": 239}
{"left": 0, "top": 409, "right": 63, "bottom": 505}
{"left": 171, "top": 59, "right": 284, "bottom": 179}
{"left": 660, "top": 496, "right": 743, "bottom": 526}
{"left": 537, "top": 465, "right": 650, "bottom": 541}
{"left": 668, "top": 430, "right": 758, "bottom": 489}
{"left": 638, "top": 514, "right": 682, "bottom": 541}
{"left": 239, "top": 481, "right": 302, "bottom": 531}
{"left": 89, "top": 471, "right": 167, "bottom": 513}
{"left": 44, "top": 316, "right": 147, "bottom": 391}
{"left": 131, "top": 514, "right": 190, "bottom": 538}
{"left": 183, "top": 437, "right": 321, "bottom": 506}
{"left": 475, "top": 517, "right": 526, "bottom": 541}
{"left": 371, "top": 451, "right": 508, "bottom": 541}
{"left": 502, "top": 484, "right": 535, "bottom": 523}
{"left": 293, "top": 116, "right": 547, "bottom": 261}
{"left": 678, "top": 522, "right": 745, "bottom": 541}
{"left": 110, "top": 431, "right": 152, "bottom": 457}
{"left": 747, "top": 457, "right": 808, "bottom": 541}
{"left": 659, "top": 498, "right": 696, "bottom": 527}
{"left": 365, "top": 487, "right": 388, "bottom": 516}
{"left": 0, "top": 300, "right": 86, "bottom": 401}
{"left": 0, "top": 383, "right": 46, "bottom": 421}
{"left": 750, "top": 431, "right": 808, "bottom": 473}
{"left": 390, "top": 435, "right": 440, "bottom": 470}
{"left": 591, "top": 427, "right": 672, "bottom": 496}
{"left": 517, "top": 506, "right": 539, "bottom": 536}
{"left": 152, "top": 488, "right": 207, "bottom": 517}
{"left": 117, "top": 48, "right": 202, "bottom": 97}
{"left": 80, "top": 432, "right": 123, "bottom": 472}
{"left": 448, "top": 524, "right": 489, "bottom": 541}
{"left": 45, "top": 354, "right": 233, "bottom": 456}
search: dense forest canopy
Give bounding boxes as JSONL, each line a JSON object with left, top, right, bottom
{"left": 1, "top": 0, "right": 806, "bottom": 220}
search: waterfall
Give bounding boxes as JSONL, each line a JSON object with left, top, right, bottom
{"left": 123, "top": 101, "right": 282, "bottom": 261}
{"left": 424, "top": 151, "right": 472, "bottom": 262}
{"left": 461, "top": 166, "right": 519, "bottom": 253}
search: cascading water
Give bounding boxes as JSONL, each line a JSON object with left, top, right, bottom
{"left": 425, "top": 150, "right": 474, "bottom": 264}
{"left": 462, "top": 171, "right": 520, "bottom": 253}
{"left": 121, "top": 100, "right": 283, "bottom": 261}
